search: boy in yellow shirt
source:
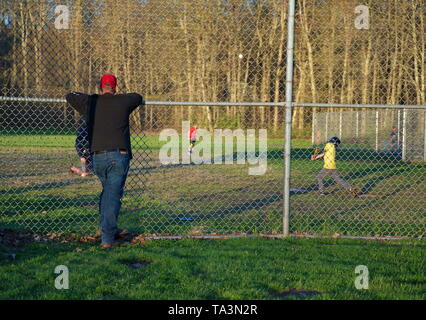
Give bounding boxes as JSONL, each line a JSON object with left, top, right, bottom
{"left": 311, "top": 137, "right": 358, "bottom": 197}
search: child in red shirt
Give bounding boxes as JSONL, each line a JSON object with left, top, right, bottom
{"left": 188, "top": 124, "right": 198, "bottom": 154}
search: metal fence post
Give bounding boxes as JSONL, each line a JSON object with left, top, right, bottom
{"left": 375, "top": 110, "right": 379, "bottom": 151}
{"left": 402, "top": 108, "right": 407, "bottom": 161}
{"left": 356, "top": 111, "right": 359, "bottom": 141}
{"left": 311, "top": 111, "right": 315, "bottom": 146}
{"left": 397, "top": 109, "right": 401, "bottom": 147}
{"left": 325, "top": 112, "right": 329, "bottom": 141}
{"left": 424, "top": 111, "right": 426, "bottom": 161}
{"left": 283, "top": 0, "right": 296, "bottom": 237}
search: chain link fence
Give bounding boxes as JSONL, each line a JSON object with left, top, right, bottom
{"left": 0, "top": 0, "right": 425, "bottom": 238}
{"left": 296, "top": 106, "right": 425, "bottom": 237}
{"left": 313, "top": 109, "right": 426, "bottom": 161}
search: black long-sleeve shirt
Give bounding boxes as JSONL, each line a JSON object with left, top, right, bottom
{"left": 66, "top": 92, "right": 143, "bottom": 159}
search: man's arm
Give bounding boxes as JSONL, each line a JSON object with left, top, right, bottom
{"left": 126, "top": 93, "right": 143, "bottom": 113}
{"left": 66, "top": 92, "right": 90, "bottom": 116}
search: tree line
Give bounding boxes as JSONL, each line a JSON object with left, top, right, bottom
{"left": 0, "top": 0, "right": 424, "bottom": 136}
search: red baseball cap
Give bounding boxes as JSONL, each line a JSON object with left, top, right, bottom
{"left": 100, "top": 74, "right": 117, "bottom": 89}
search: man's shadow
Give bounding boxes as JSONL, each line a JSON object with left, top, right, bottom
{"left": 302, "top": 164, "right": 410, "bottom": 195}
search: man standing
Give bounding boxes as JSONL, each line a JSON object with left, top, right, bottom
{"left": 311, "top": 137, "right": 358, "bottom": 197}
{"left": 66, "top": 74, "right": 143, "bottom": 248}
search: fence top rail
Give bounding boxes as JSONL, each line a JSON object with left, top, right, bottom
{"left": 0, "top": 96, "right": 425, "bottom": 109}
{"left": 293, "top": 102, "right": 426, "bottom": 110}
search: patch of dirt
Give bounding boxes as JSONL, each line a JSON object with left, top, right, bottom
{"left": 0, "top": 227, "right": 150, "bottom": 248}
{"left": 130, "top": 261, "right": 150, "bottom": 269}
{"left": 0, "top": 228, "right": 45, "bottom": 249}
{"left": 119, "top": 259, "right": 151, "bottom": 269}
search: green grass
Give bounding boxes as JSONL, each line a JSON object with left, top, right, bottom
{"left": 0, "top": 237, "right": 424, "bottom": 300}
{"left": 1, "top": 133, "right": 425, "bottom": 237}
{"left": 0, "top": 133, "right": 164, "bottom": 150}
{"left": 0, "top": 132, "right": 290, "bottom": 152}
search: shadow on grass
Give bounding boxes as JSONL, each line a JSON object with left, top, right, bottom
{"left": 331, "top": 177, "right": 424, "bottom": 218}
{"left": 1, "top": 178, "right": 93, "bottom": 195}
{"left": 0, "top": 170, "right": 65, "bottom": 179}
{"left": 0, "top": 196, "right": 98, "bottom": 233}
{"left": 0, "top": 195, "right": 98, "bottom": 216}
{"left": 357, "top": 166, "right": 412, "bottom": 195}
{"left": 299, "top": 163, "right": 412, "bottom": 195}
{"left": 202, "top": 194, "right": 281, "bottom": 218}
{"left": 128, "top": 162, "right": 195, "bottom": 176}
{"left": 124, "top": 161, "right": 416, "bottom": 224}
{"left": 127, "top": 148, "right": 404, "bottom": 177}
{"left": 2, "top": 212, "right": 98, "bottom": 234}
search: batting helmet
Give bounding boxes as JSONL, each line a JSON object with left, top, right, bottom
{"left": 328, "top": 136, "right": 341, "bottom": 146}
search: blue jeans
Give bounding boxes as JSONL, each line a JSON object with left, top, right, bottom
{"left": 93, "top": 150, "right": 130, "bottom": 244}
